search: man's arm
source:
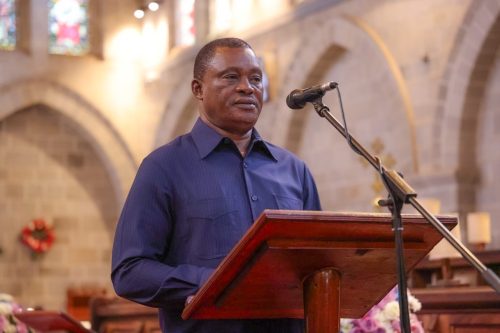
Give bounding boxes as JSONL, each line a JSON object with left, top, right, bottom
{"left": 111, "top": 158, "right": 214, "bottom": 308}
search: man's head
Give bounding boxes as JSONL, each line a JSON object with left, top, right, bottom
{"left": 192, "top": 38, "right": 263, "bottom": 138}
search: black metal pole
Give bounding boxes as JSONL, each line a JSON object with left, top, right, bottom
{"left": 312, "top": 101, "right": 412, "bottom": 332}
{"left": 308, "top": 98, "right": 500, "bottom": 294}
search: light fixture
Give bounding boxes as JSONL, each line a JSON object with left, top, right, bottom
{"left": 148, "top": 1, "right": 160, "bottom": 11}
{"left": 134, "top": 1, "right": 162, "bottom": 19}
{"left": 134, "top": 8, "right": 145, "bottom": 19}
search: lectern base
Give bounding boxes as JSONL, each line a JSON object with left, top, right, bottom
{"left": 303, "top": 268, "right": 341, "bottom": 333}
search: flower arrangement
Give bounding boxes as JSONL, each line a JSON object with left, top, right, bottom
{"left": 20, "top": 219, "right": 55, "bottom": 255}
{"left": 340, "top": 287, "right": 424, "bottom": 333}
{"left": 0, "top": 294, "right": 34, "bottom": 333}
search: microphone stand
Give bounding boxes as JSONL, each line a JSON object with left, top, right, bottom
{"left": 309, "top": 98, "right": 500, "bottom": 333}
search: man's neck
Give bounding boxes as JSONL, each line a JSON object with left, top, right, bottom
{"left": 200, "top": 117, "right": 252, "bottom": 156}
{"left": 232, "top": 135, "right": 252, "bottom": 156}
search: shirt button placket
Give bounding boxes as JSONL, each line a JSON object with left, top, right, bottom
{"left": 242, "top": 160, "right": 258, "bottom": 220}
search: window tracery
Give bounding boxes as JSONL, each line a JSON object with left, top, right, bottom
{"left": 48, "top": 0, "right": 89, "bottom": 55}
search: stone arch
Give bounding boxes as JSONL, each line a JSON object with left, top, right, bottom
{"left": 284, "top": 44, "right": 346, "bottom": 154}
{"left": 277, "top": 15, "right": 419, "bottom": 172}
{"left": 437, "top": 1, "right": 500, "bottom": 171}
{"left": 0, "top": 79, "right": 137, "bottom": 208}
{"left": 436, "top": 1, "right": 500, "bottom": 214}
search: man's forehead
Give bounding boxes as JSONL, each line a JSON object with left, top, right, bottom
{"left": 209, "top": 47, "right": 261, "bottom": 70}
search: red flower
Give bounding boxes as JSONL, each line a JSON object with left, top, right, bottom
{"left": 20, "top": 219, "right": 55, "bottom": 254}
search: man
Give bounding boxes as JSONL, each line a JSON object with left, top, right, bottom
{"left": 111, "top": 37, "right": 321, "bottom": 333}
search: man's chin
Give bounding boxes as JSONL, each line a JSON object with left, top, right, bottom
{"left": 222, "top": 119, "right": 257, "bottom": 137}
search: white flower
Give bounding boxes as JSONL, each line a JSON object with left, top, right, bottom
{"left": 0, "top": 294, "right": 13, "bottom": 303}
{"left": 380, "top": 300, "right": 400, "bottom": 321}
{"left": 408, "top": 292, "right": 422, "bottom": 312}
{"left": 4, "top": 322, "right": 18, "bottom": 333}
{"left": 340, "top": 318, "right": 354, "bottom": 332}
{"left": 0, "top": 302, "right": 13, "bottom": 315}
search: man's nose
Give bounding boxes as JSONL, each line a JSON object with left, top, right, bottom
{"left": 236, "top": 77, "right": 253, "bottom": 94}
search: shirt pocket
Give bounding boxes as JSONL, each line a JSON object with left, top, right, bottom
{"left": 187, "top": 198, "right": 241, "bottom": 260}
{"left": 273, "top": 194, "right": 304, "bottom": 210}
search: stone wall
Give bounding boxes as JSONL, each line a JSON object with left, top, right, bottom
{"left": 1, "top": 0, "right": 500, "bottom": 310}
{"left": 0, "top": 106, "right": 117, "bottom": 310}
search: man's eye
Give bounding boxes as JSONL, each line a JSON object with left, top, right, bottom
{"left": 223, "top": 74, "right": 238, "bottom": 80}
{"left": 250, "top": 76, "right": 262, "bottom": 84}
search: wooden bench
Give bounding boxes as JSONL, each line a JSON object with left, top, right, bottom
{"left": 90, "top": 297, "right": 160, "bottom": 333}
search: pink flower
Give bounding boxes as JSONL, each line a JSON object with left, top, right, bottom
{"left": 410, "top": 317, "right": 425, "bottom": 333}
{"left": 391, "top": 319, "right": 401, "bottom": 332}
{"left": 374, "top": 328, "right": 387, "bottom": 333}
{"left": 0, "top": 315, "right": 8, "bottom": 331}
{"left": 340, "top": 287, "right": 424, "bottom": 333}
{"left": 357, "top": 317, "right": 381, "bottom": 331}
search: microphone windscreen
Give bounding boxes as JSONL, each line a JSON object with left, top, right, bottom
{"left": 286, "top": 90, "right": 305, "bottom": 109}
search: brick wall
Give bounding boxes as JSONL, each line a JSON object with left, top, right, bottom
{"left": 0, "top": 105, "right": 117, "bottom": 310}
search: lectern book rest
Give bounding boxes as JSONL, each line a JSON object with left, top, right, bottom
{"left": 182, "top": 210, "right": 457, "bottom": 320}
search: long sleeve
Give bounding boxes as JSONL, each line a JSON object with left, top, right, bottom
{"left": 111, "top": 158, "right": 214, "bottom": 309}
{"left": 302, "top": 163, "right": 322, "bottom": 211}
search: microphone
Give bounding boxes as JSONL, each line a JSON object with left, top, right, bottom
{"left": 286, "top": 81, "right": 338, "bottom": 109}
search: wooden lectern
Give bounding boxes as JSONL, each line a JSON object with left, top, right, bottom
{"left": 182, "top": 210, "right": 457, "bottom": 333}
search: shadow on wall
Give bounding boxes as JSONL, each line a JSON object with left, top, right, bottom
{"left": 0, "top": 104, "right": 118, "bottom": 232}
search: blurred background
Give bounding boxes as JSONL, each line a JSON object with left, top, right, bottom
{"left": 0, "top": 0, "right": 499, "bottom": 326}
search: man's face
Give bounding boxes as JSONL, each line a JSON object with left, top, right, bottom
{"left": 192, "top": 47, "right": 264, "bottom": 136}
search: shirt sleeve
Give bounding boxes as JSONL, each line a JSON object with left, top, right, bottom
{"left": 111, "top": 157, "right": 215, "bottom": 309}
{"left": 302, "top": 163, "right": 322, "bottom": 211}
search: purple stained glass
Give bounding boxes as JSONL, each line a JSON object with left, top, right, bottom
{"left": 0, "top": 0, "right": 16, "bottom": 50}
{"left": 48, "top": 0, "right": 89, "bottom": 55}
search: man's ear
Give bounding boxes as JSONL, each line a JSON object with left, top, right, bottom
{"left": 192, "top": 79, "right": 203, "bottom": 100}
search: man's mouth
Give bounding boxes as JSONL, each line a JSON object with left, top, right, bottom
{"left": 234, "top": 99, "right": 258, "bottom": 110}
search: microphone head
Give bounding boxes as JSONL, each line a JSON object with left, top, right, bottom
{"left": 286, "top": 89, "right": 306, "bottom": 109}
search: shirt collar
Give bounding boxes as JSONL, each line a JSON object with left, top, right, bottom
{"left": 190, "top": 118, "right": 277, "bottom": 161}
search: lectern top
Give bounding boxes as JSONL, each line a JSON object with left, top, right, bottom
{"left": 182, "top": 210, "right": 457, "bottom": 320}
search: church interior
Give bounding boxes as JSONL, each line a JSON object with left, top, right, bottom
{"left": 1, "top": 0, "right": 500, "bottom": 332}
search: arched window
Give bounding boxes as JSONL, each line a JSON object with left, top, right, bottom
{"left": 0, "top": 0, "right": 16, "bottom": 50}
{"left": 175, "top": 0, "right": 195, "bottom": 47}
{"left": 211, "top": 0, "right": 232, "bottom": 34}
{"left": 48, "top": 0, "right": 89, "bottom": 55}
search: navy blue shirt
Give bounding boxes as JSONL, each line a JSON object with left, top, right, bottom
{"left": 111, "top": 118, "right": 321, "bottom": 333}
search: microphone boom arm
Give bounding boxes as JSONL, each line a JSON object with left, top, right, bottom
{"left": 310, "top": 98, "right": 500, "bottom": 293}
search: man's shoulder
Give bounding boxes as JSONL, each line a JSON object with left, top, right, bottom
{"left": 262, "top": 140, "right": 306, "bottom": 165}
{"left": 145, "top": 133, "right": 194, "bottom": 163}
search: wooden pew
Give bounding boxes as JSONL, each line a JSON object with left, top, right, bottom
{"left": 90, "top": 297, "right": 160, "bottom": 333}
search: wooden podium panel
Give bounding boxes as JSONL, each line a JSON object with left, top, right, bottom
{"left": 182, "top": 210, "right": 457, "bottom": 320}
{"left": 14, "top": 310, "right": 93, "bottom": 333}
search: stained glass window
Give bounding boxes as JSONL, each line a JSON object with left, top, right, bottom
{"left": 0, "top": 0, "right": 16, "bottom": 50}
{"left": 211, "top": 0, "right": 232, "bottom": 34}
{"left": 48, "top": 0, "right": 89, "bottom": 55}
{"left": 176, "top": 0, "right": 195, "bottom": 47}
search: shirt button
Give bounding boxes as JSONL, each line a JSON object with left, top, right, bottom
{"left": 243, "top": 162, "right": 248, "bottom": 168}
{"left": 251, "top": 195, "right": 258, "bottom": 201}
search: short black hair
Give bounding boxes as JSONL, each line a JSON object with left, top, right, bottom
{"left": 193, "top": 37, "right": 254, "bottom": 81}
